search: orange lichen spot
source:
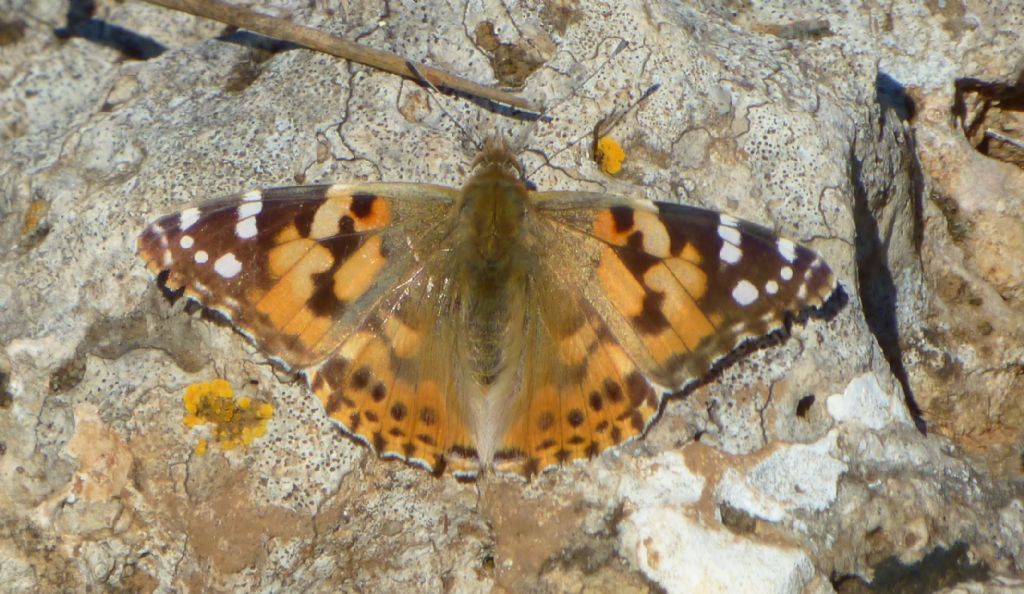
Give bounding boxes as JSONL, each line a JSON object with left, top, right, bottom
{"left": 595, "top": 136, "right": 625, "bottom": 175}
{"left": 21, "top": 198, "right": 49, "bottom": 237}
{"left": 182, "top": 379, "right": 274, "bottom": 454}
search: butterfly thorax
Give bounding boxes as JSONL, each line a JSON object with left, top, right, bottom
{"left": 457, "top": 140, "right": 528, "bottom": 264}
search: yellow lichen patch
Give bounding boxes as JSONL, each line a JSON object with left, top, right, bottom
{"left": 595, "top": 136, "right": 625, "bottom": 175}
{"left": 182, "top": 379, "right": 274, "bottom": 454}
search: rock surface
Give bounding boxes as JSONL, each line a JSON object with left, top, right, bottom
{"left": 1, "top": 0, "right": 1023, "bottom": 592}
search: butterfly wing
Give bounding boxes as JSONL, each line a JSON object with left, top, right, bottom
{"left": 491, "top": 192, "right": 836, "bottom": 475}
{"left": 304, "top": 253, "right": 486, "bottom": 476}
{"left": 138, "top": 184, "right": 456, "bottom": 367}
{"left": 138, "top": 183, "right": 481, "bottom": 474}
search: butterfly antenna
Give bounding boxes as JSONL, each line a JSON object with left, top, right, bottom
{"left": 524, "top": 81, "right": 660, "bottom": 180}
{"left": 594, "top": 82, "right": 660, "bottom": 139}
{"left": 545, "top": 39, "right": 631, "bottom": 120}
{"left": 518, "top": 40, "right": 641, "bottom": 177}
{"left": 406, "top": 60, "right": 484, "bottom": 152}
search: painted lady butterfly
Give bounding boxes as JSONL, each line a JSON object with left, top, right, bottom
{"left": 138, "top": 135, "right": 836, "bottom": 479}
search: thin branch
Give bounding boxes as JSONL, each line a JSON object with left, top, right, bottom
{"left": 985, "top": 129, "right": 1024, "bottom": 151}
{"left": 139, "top": 0, "right": 542, "bottom": 113}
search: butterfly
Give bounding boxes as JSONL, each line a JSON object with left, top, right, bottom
{"left": 138, "top": 135, "right": 836, "bottom": 479}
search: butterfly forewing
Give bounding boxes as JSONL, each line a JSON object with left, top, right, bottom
{"left": 138, "top": 184, "right": 458, "bottom": 368}
{"left": 533, "top": 193, "right": 835, "bottom": 392}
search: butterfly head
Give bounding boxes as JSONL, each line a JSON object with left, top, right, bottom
{"left": 470, "top": 134, "right": 525, "bottom": 181}
{"left": 454, "top": 134, "right": 532, "bottom": 267}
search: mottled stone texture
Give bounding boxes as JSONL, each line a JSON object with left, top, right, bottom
{"left": 1, "top": 0, "right": 1023, "bottom": 592}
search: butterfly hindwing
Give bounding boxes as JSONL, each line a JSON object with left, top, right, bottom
{"left": 306, "top": 256, "right": 481, "bottom": 476}
{"left": 492, "top": 272, "right": 666, "bottom": 476}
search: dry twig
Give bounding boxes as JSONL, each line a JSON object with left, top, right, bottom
{"left": 140, "top": 0, "right": 541, "bottom": 113}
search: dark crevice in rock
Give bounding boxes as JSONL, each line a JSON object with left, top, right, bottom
{"left": 795, "top": 394, "right": 815, "bottom": 418}
{"left": 0, "top": 370, "right": 11, "bottom": 409}
{"left": 54, "top": 0, "right": 167, "bottom": 60}
{"left": 833, "top": 541, "right": 989, "bottom": 593}
{"left": 0, "top": 17, "right": 27, "bottom": 46}
{"left": 877, "top": 72, "right": 925, "bottom": 253}
{"left": 849, "top": 138, "right": 925, "bottom": 434}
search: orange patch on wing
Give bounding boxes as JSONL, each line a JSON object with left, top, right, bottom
{"left": 529, "top": 384, "right": 562, "bottom": 470}
{"left": 645, "top": 263, "right": 714, "bottom": 351}
{"left": 333, "top": 236, "right": 386, "bottom": 302}
{"left": 632, "top": 211, "right": 671, "bottom": 257}
{"left": 679, "top": 242, "right": 702, "bottom": 265}
{"left": 383, "top": 316, "right": 422, "bottom": 358}
{"left": 558, "top": 382, "right": 593, "bottom": 462}
{"left": 593, "top": 209, "right": 632, "bottom": 245}
{"left": 352, "top": 197, "right": 391, "bottom": 230}
{"left": 275, "top": 223, "right": 301, "bottom": 244}
{"left": 665, "top": 258, "right": 708, "bottom": 300}
{"left": 558, "top": 321, "right": 598, "bottom": 365}
{"left": 380, "top": 378, "right": 415, "bottom": 454}
{"left": 598, "top": 246, "right": 645, "bottom": 317}
{"left": 335, "top": 335, "right": 395, "bottom": 435}
{"left": 310, "top": 195, "right": 351, "bottom": 239}
{"left": 297, "top": 314, "right": 333, "bottom": 349}
{"left": 268, "top": 237, "right": 317, "bottom": 278}
{"left": 407, "top": 379, "right": 445, "bottom": 464}
{"left": 281, "top": 306, "right": 316, "bottom": 336}
{"left": 642, "top": 327, "right": 688, "bottom": 364}
{"left": 592, "top": 209, "right": 668, "bottom": 257}
{"left": 257, "top": 243, "right": 334, "bottom": 329}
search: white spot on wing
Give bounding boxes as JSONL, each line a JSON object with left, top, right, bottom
{"left": 778, "top": 238, "right": 797, "bottom": 263}
{"left": 238, "top": 201, "right": 263, "bottom": 218}
{"left": 235, "top": 217, "right": 258, "bottom": 239}
{"left": 720, "top": 214, "right": 739, "bottom": 227}
{"left": 195, "top": 250, "right": 209, "bottom": 264}
{"left": 720, "top": 242, "right": 742, "bottom": 264}
{"left": 179, "top": 235, "right": 194, "bottom": 249}
{"left": 214, "top": 253, "right": 242, "bottom": 278}
{"left": 732, "top": 280, "right": 759, "bottom": 306}
{"left": 242, "top": 190, "right": 262, "bottom": 202}
{"left": 718, "top": 225, "right": 741, "bottom": 246}
{"left": 781, "top": 266, "right": 794, "bottom": 281}
{"left": 179, "top": 208, "right": 200, "bottom": 231}
{"left": 765, "top": 280, "right": 779, "bottom": 295}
